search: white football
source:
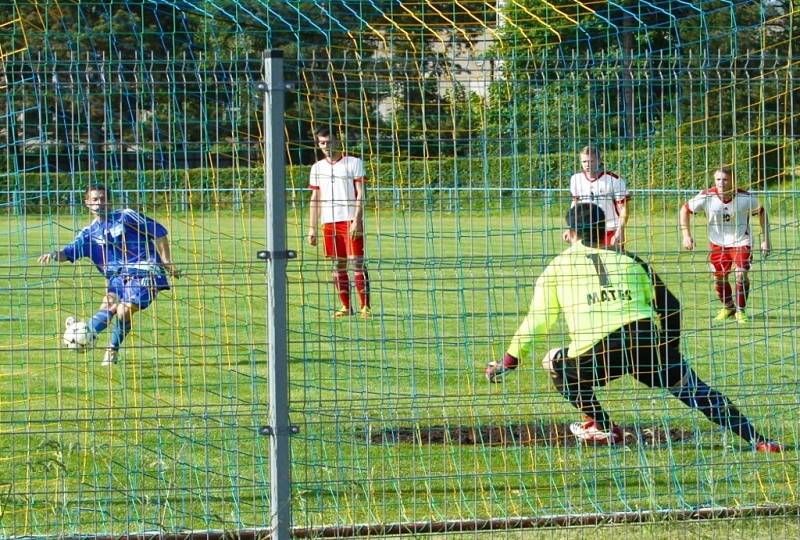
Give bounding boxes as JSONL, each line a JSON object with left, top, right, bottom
{"left": 63, "top": 317, "right": 93, "bottom": 350}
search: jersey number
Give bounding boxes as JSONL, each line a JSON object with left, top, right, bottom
{"left": 586, "top": 254, "right": 611, "bottom": 287}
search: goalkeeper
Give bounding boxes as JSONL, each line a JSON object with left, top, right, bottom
{"left": 486, "top": 202, "right": 781, "bottom": 452}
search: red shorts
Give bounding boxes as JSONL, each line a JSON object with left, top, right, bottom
{"left": 603, "top": 230, "right": 616, "bottom": 247}
{"left": 708, "top": 244, "right": 751, "bottom": 277}
{"left": 323, "top": 221, "right": 364, "bottom": 259}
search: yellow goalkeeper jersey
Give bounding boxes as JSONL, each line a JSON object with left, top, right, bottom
{"left": 507, "top": 241, "right": 657, "bottom": 359}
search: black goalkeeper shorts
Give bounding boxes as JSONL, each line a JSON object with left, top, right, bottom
{"left": 551, "top": 319, "right": 689, "bottom": 390}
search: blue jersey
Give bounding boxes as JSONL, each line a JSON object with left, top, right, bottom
{"left": 62, "top": 209, "right": 170, "bottom": 290}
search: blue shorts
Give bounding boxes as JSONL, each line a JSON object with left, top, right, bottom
{"left": 107, "top": 274, "right": 168, "bottom": 310}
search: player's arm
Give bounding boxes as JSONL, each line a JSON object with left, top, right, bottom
{"left": 757, "top": 206, "right": 771, "bottom": 257}
{"left": 122, "top": 210, "right": 179, "bottom": 276}
{"left": 634, "top": 255, "right": 681, "bottom": 347}
{"left": 307, "top": 187, "right": 321, "bottom": 246}
{"left": 609, "top": 178, "right": 630, "bottom": 246}
{"left": 349, "top": 177, "right": 366, "bottom": 238}
{"left": 679, "top": 204, "right": 694, "bottom": 250}
{"left": 38, "top": 249, "right": 67, "bottom": 264}
{"left": 39, "top": 230, "right": 87, "bottom": 265}
{"left": 155, "top": 235, "right": 181, "bottom": 278}
{"left": 562, "top": 179, "right": 580, "bottom": 243}
{"left": 612, "top": 197, "right": 629, "bottom": 245}
{"left": 122, "top": 209, "right": 168, "bottom": 238}
{"left": 487, "top": 270, "right": 559, "bottom": 382}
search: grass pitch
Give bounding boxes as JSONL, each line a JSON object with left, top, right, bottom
{"left": 0, "top": 200, "right": 797, "bottom": 536}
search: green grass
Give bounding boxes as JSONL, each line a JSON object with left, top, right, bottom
{"left": 0, "top": 200, "right": 798, "bottom": 536}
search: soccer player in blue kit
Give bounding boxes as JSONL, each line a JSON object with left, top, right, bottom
{"left": 39, "top": 185, "right": 180, "bottom": 366}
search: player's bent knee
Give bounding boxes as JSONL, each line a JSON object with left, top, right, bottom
{"left": 546, "top": 349, "right": 585, "bottom": 399}
{"left": 116, "top": 303, "right": 138, "bottom": 320}
{"left": 102, "top": 293, "right": 120, "bottom": 309}
{"left": 542, "top": 347, "right": 567, "bottom": 372}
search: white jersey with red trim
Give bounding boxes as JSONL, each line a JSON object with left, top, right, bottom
{"left": 684, "top": 187, "right": 761, "bottom": 247}
{"left": 569, "top": 171, "right": 629, "bottom": 230}
{"left": 309, "top": 155, "right": 366, "bottom": 224}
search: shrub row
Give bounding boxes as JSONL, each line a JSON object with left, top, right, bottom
{"left": 2, "top": 141, "right": 791, "bottom": 212}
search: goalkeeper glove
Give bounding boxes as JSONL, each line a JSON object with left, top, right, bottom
{"left": 485, "top": 353, "right": 519, "bottom": 383}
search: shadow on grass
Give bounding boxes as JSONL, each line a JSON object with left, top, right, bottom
{"left": 361, "top": 423, "right": 697, "bottom": 448}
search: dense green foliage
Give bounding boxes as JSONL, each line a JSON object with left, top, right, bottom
{"left": 3, "top": 140, "right": 793, "bottom": 214}
{"left": 1, "top": 2, "right": 796, "bottom": 169}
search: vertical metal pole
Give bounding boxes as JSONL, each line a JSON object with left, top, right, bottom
{"left": 263, "top": 49, "right": 291, "bottom": 540}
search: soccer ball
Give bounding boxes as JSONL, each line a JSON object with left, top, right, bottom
{"left": 63, "top": 317, "right": 93, "bottom": 350}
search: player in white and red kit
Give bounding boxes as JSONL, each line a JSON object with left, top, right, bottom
{"left": 680, "top": 166, "right": 771, "bottom": 323}
{"left": 564, "top": 146, "right": 630, "bottom": 248}
{"left": 307, "top": 128, "right": 371, "bottom": 318}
